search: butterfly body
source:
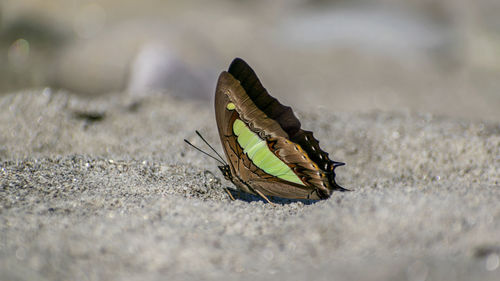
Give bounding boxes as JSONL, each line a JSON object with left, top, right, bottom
{"left": 214, "top": 58, "right": 345, "bottom": 200}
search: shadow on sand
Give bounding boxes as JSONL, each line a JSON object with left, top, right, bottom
{"left": 225, "top": 187, "right": 319, "bottom": 205}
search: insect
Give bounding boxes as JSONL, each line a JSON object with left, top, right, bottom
{"left": 185, "top": 58, "right": 346, "bottom": 202}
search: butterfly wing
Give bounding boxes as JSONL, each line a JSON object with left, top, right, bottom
{"left": 214, "top": 58, "right": 344, "bottom": 200}
{"left": 215, "top": 75, "right": 321, "bottom": 199}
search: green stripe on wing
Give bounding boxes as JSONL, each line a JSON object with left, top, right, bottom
{"left": 232, "top": 119, "right": 304, "bottom": 185}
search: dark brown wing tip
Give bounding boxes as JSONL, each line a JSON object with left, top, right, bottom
{"left": 335, "top": 184, "right": 350, "bottom": 192}
{"left": 331, "top": 161, "right": 349, "bottom": 192}
{"left": 333, "top": 161, "right": 345, "bottom": 168}
{"left": 228, "top": 57, "right": 248, "bottom": 72}
{"left": 228, "top": 58, "right": 261, "bottom": 83}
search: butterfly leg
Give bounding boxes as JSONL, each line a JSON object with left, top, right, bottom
{"left": 224, "top": 187, "right": 236, "bottom": 201}
{"left": 253, "top": 189, "right": 274, "bottom": 205}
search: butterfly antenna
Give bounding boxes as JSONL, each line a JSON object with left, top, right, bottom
{"left": 184, "top": 139, "right": 226, "bottom": 166}
{"left": 194, "top": 130, "right": 228, "bottom": 165}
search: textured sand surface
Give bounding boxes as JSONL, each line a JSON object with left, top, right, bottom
{"left": 1, "top": 90, "right": 499, "bottom": 280}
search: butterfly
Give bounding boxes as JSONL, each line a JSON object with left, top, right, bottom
{"left": 186, "top": 58, "right": 346, "bottom": 202}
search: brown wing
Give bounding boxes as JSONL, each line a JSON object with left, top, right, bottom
{"left": 215, "top": 73, "right": 328, "bottom": 199}
{"left": 216, "top": 72, "right": 326, "bottom": 199}
{"left": 227, "top": 58, "right": 345, "bottom": 198}
{"left": 215, "top": 58, "right": 344, "bottom": 200}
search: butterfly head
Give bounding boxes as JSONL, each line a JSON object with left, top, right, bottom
{"left": 218, "top": 165, "right": 232, "bottom": 181}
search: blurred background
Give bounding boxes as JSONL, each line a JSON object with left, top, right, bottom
{"left": 1, "top": 0, "right": 499, "bottom": 121}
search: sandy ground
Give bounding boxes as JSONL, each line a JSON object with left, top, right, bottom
{"left": 0, "top": 89, "right": 499, "bottom": 280}
{"left": 2, "top": 0, "right": 500, "bottom": 280}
